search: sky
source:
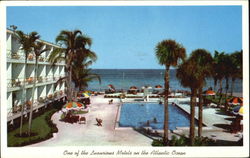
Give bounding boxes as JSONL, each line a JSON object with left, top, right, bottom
{"left": 7, "top": 6, "right": 242, "bottom": 69}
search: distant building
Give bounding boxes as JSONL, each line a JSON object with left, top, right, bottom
{"left": 6, "top": 29, "right": 66, "bottom": 123}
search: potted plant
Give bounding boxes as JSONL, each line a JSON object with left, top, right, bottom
{"left": 27, "top": 77, "right": 33, "bottom": 84}
{"left": 48, "top": 94, "right": 53, "bottom": 99}
{"left": 39, "top": 56, "right": 44, "bottom": 62}
{"left": 38, "top": 76, "right": 43, "bottom": 83}
{"left": 15, "top": 79, "right": 21, "bottom": 87}
{"left": 38, "top": 97, "right": 45, "bottom": 103}
{"left": 26, "top": 101, "right": 32, "bottom": 110}
{"left": 11, "top": 79, "right": 16, "bottom": 87}
{"left": 11, "top": 52, "right": 20, "bottom": 59}
{"left": 54, "top": 92, "right": 58, "bottom": 98}
{"left": 28, "top": 53, "right": 34, "bottom": 61}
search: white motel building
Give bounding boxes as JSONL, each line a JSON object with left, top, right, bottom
{"left": 6, "top": 29, "right": 66, "bottom": 123}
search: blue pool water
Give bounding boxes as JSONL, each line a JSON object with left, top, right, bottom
{"left": 119, "top": 103, "right": 194, "bottom": 130}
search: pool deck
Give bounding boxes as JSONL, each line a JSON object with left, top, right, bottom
{"left": 29, "top": 95, "right": 153, "bottom": 146}
{"left": 171, "top": 98, "right": 242, "bottom": 142}
{"left": 29, "top": 95, "right": 242, "bottom": 146}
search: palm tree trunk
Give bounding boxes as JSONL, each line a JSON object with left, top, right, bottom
{"left": 189, "top": 88, "right": 196, "bottom": 146}
{"left": 198, "top": 87, "right": 203, "bottom": 137}
{"left": 231, "top": 78, "right": 235, "bottom": 96}
{"left": 213, "top": 78, "right": 217, "bottom": 92}
{"left": 163, "top": 66, "right": 169, "bottom": 145}
{"left": 218, "top": 79, "right": 223, "bottom": 107}
{"left": 28, "top": 58, "right": 38, "bottom": 135}
{"left": 69, "top": 65, "right": 73, "bottom": 101}
{"left": 224, "top": 78, "right": 229, "bottom": 111}
{"left": 20, "top": 55, "right": 27, "bottom": 136}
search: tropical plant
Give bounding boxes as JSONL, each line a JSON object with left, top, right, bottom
{"left": 188, "top": 49, "right": 213, "bottom": 137}
{"left": 15, "top": 30, "right": 40, "bottom": 136}
{"left": 72, "top": 67, "right": 101, "bottom": 91}
{"left": 155, "top": 39, "right": 186, "bottom": 145}
{"left": 28, "top": 41, "right": 50, "bottom": 136}
{"left": 176, "top": 58, "right": 201, "bottom": 145}
{"left": 230, "top": 50, "right": 242, "bottom": 96}
{"left": 49, "top": 30, "right": 97, "bottom": 100}
{"left": 220, "top": 54, "right": 234, "bottom": 111}
{"left": 212, "top": 51, "right": 226, "bottom": 106}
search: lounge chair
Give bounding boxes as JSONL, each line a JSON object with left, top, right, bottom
{"left": 109, "top": 99, "right": 113, "bottom": 104}
{"left": 96, "top": 118, "right": 103, "bottom": 126}
{"left": 79, "top": 116, "right": 86, "bottom": 124}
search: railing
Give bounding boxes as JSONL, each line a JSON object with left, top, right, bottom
{"left": 7, "top": 75, "right": 66, "bottom": 88}
{"left": 6, "top": 50, "right": 65, "bottom": 64}
{"left": 7, "top": 94, "right": 66, "bottom": 119}
{"left": 7, "top": 50, "right": 25, "bottom": 60}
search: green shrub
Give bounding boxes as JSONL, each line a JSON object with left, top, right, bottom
{"left": 152, "top": 135, "right": 217, "bottom": 146}
{"left": 8, "top": 108, "right": 58, "bottom": 147}
{"left": 152, "top": 139, "right": 164, "bottom": 146}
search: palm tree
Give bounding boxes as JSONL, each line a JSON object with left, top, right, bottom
{"left": 15, "top": 30, "right": 40, "bottom": 136}
{"left": 49, "top": 30, "right": 96, "bottom": 101}
{"left": 230, "top": 50, "right": 242, "bottom": 96}
{"left": 72, "top": 67, "right": 101, "bottom": 91}
{"left": 176, "top": 59, "right": 200, "bottom": 145}
{"left": 221, "top": 54, "right": 233, "bottom": 111}
{"left": 28, "top": 42, "right": 49, "bottom": 135}
{"left": 212, "top": 51, "right": 226, "bottom": 106}
{"left": 189, "top": 49, "right": 213, "bottom": 137}
{"left": 155, "top": 39, "right": 186, "bottom": 145}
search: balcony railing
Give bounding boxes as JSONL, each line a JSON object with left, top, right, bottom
{"left": 7, "top": 50, "right": 65, "bottom": 64}
{"left": 7, "top": 93, "right": 66, "bottom": 119}
{"left": 7, "top": 75, "right": 66, "bottom": 88}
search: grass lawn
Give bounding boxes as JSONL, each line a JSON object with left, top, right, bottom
{"left": 8, "top": 108, "right": 58, "bottom": 147}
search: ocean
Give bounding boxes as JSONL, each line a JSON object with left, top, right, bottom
{"left": 88, "top": 69, "right": 242, "bottom": 93}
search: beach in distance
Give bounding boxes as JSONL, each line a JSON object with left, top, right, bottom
{"left": 88, "top": 69, "right": 243, "bottom": 94}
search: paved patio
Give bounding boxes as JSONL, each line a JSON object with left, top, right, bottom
{"left": 29, "top": 95, "right": 152, "bottom": 146}
{"left": 29, "top": 95, "right": 242, "bottom": 146}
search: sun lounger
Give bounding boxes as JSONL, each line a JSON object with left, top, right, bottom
{"left": 96, "top": 118, "right": 103, "bottom": 126}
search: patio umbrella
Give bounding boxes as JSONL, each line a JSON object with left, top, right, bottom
{"left": 232, "top": 105, "right": 243, "bottom": 116}
{"left": 82, "top": 92, "right": 90, "bottom": 98}
{"left": 204, "top": 90, "right": 216, "bottom": 96}
{"left": 64, "top": 102, "right": 84, "bottom": 109}
{"left": 108, "top": 84, "right": 115, "bottom": 89}
{"left": 228, "top": 97, "right": 243, "bottom": 106}
{"left": 155, "top": 85, "right": 163, "bottom": 88}
{"left": 130, "top": 86, "right": 138, "bottom": 90}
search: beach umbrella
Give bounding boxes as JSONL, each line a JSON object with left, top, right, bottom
{"left": 82, "top": 92, "right": 90, "bottom": 98}
{"left": 155, "top": 85, "right": 163, "bottom": 88}
{"left": 108, "top": 84, "right": 116, "bottom": 91}
{"left": 203, "top": 90, "right": 216, "bottom": 96}
{"left": 64, "top": 102, "right": 84, "bottom": 109}
{"left": 232, "top": 105, "right": 243, "bottom": 116}
{"left": 228, "top": 97, "right": 243, "bottom": 106}
{"left": 130, "top": 86, "right": 138, "bottom": 90}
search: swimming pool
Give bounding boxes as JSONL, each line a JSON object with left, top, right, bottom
{"left": 119, "top": 103, "right": 195, "bottom": 130}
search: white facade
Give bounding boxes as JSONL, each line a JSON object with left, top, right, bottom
{"left": 6, "top": 29, "right": 66, "bottom": 121}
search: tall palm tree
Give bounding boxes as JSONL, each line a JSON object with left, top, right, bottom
{"left": 155, "top": 39, "right": 186, "bottom": 145}
{"left": 176, "top": 59, "right": 201, "bottom": 145}
{"left": 15, "top": 30, "right": 40, "bottom": 136}
{"left": 49, "top": 30, "right": 95, "bottom": 101}
{"left": 221, "top": 54, "right": 233, "bottom": 111}
{"left": 213, "top": 51, "right": 226, "bottom": 106}
{"left": 230, "top": 50, "right": 242, "bottom": 96}
{"left": 28, "top": 42, "right": 49, "bottom": 135}
{"left": 189, "top": 49, "right": 213, "bottom": 137}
